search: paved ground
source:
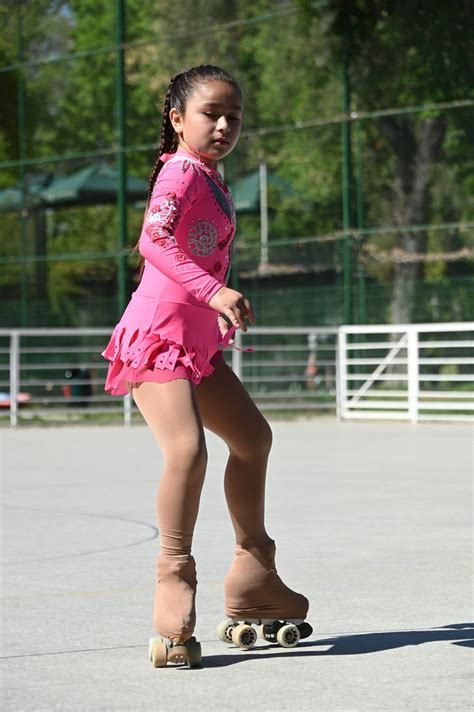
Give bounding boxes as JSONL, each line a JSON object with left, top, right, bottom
{"left": 1, "top": 418, "right": 472, "bottom": 711}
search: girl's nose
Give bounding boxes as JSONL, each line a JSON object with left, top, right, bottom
{"left": 216, "top": 115, "right": 229, "bottom": 131}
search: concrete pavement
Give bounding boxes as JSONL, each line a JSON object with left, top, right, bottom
{"left": 1, "top": 418, "right": 472, "bottom": 711}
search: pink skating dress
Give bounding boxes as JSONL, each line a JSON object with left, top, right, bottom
{"left": 101, "top": 148, "right": 236, "bottom": 396}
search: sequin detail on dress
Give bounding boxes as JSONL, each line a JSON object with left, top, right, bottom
{"left": 188, "top": 220, "right": 219, "bottom": 256}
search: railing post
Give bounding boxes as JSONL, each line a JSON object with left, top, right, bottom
{"left": 407, "top": 327, "right": 419, "bottom": 423}
{"left": 9, "top": 331, "right": 20, "bottom": 428}
{"left": 232, "top": 329, "right": 243, "bottom": 381}
{"left": 124, "top": 392, "right": 132, "bottom": 426}
{"left": 336, "top": 328, "right": 347, "bottom": 419}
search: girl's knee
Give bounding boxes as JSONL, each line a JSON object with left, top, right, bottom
{"left": 165, "top": 434, "right": 208, "bottom": 476}
{"left": 233, "top": 416, "right": 272, "bottom": 460}
{"left": 259, "top": 418, "right": 273, "bottom": 455}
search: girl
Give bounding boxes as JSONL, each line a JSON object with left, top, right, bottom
{"left": 101, "top": 65, "right": 311, "bottom": 668}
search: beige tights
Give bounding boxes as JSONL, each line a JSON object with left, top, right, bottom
{"left": 131, "top": 359, "right": 307, "bottom": 642}
{"left": 196, "top": 360, "right": 308, "bottom": 622}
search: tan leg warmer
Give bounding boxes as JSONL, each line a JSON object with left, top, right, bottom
{"left": 153, "top": 554, "right": 197, "bottom": 642}
{"left": 224, "top": 539, "right": 308, "bottom": 620}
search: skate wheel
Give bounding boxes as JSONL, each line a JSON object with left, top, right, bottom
{"left": 186, "top": 637, "right": 202, "bottom": 668}
{"left": 149, "top": 637, "right": 168, "bottom": 667}
{"left": 276, "top": 623, "right": 301, "bottom": 648}
{"left": 217, "top": 619, "right": 236, "bottom": 643}
{"left": 232, "top": 623, "right": 257, "bottom": 650}
{"left": 298, "top": 621, "right": 313, "bottom": 639}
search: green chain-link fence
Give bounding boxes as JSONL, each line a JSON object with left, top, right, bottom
{"left": 1, "top": 1, "right": 472, "bottom": 330}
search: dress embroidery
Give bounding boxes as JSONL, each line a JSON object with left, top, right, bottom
{"left": 180, "top": 159, "right": 202, "bottom": 178}
{"left": 145, "top": 194, "right": 178, "bottom": 244}
{"left": 188, "top": 220, "right": 219, "bottom": 256}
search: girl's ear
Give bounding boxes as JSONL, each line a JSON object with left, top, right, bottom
{"left": 169, "top": 107, "right": 183, "bottom": 135}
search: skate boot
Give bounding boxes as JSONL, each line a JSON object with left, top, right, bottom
{"left": 217, "top": 540, "right": 313, "bottom": 650}
{"left": 148, "top": 554, "right": 202, "bottom": 668}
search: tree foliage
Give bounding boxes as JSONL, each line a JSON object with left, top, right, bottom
{"left": 0, "top": 0, "right": 472, "bottom": 325}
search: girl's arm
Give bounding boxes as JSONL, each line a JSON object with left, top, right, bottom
{"left": 139, "top": 162, "right": 223, "bottom": 304}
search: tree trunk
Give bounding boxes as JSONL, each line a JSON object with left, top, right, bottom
{"left": 377, "top": 114, "right": 447, "bottom": 324}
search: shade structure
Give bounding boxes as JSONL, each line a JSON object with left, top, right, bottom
{"left": 0, "top": 162, "right": 148, "bottom": 211}
{"left": 0, "top": 173, "right": 52, "bottom": 211}
{"left": 40, "top": 162, "right": 148, "bottom": 207}
{"left": 0, "top": 163, "right": 299, "bottom": 213}
{"left": 228, "top": 169, "right": 297, "bottom": 213}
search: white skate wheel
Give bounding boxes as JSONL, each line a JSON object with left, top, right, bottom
{"left": 276, "top": 623, "right": 301, "bottom": 648}
{"left": 217, "top": 619, "right": 236, "bottom": 643}
{"left": 232, "top": 623, "right": 258, "bottom": 650}
{"left": 149, "top": 636, "right": 168, "bottom": 667}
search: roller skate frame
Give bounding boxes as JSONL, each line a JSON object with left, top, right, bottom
{"left": 217, "top": 618, "right": 313, "bottom": 650}
{"left": 149, "top": 635, "right": 202, "bottom": 668}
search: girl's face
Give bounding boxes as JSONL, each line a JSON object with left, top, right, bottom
{"left": 170, "top": 80, "right": 242, "bottom": 167}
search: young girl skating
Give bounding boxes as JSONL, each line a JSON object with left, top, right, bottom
{"left": 101, "top": 65, "right": 312, "bottom": 668}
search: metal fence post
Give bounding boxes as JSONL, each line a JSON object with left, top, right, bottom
{"left": 336, "top": 328, "right": 347, "bottom": 419}
{"left": 232, "top": 329, "right": 243, "bottom": 381}
{"left": 123, "top": 392, "right": 132, "bottom": 426}
{"left": 9, "top": 331, "right": 20, "bottom": 427}
{"left": 407, "top": 327, "right": 419, "bottom": 423}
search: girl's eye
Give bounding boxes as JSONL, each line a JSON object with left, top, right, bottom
{"left": 203, "top": 112, "right": 241, "bottom": 121}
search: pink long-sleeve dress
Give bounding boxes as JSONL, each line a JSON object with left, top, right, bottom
{"left": 101, "top": 148, "right": 236, "bottom": 396}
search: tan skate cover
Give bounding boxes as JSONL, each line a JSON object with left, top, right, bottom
{"left": 154, "top": 554, "right": 197, "bottom": 642}
{"left": 224, "top": 541, "right": 308, "bottom": 620}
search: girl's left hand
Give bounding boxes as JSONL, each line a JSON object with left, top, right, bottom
{"left": 218, "top": 314, "right": 235, "bottom": 344}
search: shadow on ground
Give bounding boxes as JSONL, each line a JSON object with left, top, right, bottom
{"left": 199, "top": 622, "right": 474, "bottom": 669}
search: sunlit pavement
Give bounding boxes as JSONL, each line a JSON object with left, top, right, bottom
{"left": 1, "top": 418, "right": 472, "bottom": 711}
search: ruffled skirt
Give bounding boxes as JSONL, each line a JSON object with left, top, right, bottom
{"left": 101, "top": 292, "right": 223, "bottom": 396}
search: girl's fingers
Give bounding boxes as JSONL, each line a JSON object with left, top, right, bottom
{"left": 228, "top": 306, "right": 247, "bottom": 332}
{"left": 224, "top": 308, "right": 241, "bottom": 330}
{"left": 243, "top": 298, "right": 255, "bottom": 324}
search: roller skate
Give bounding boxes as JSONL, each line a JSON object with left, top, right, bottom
{"left": 217, "top": 540, "right": 312, "bottom": 651}
{"left": 149, "top": 554, "right": 202, "bottom": 668}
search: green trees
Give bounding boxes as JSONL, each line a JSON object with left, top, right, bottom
{"left": 327, "top": 0, "right": 474, "bottom": 322}
{"left": 0, "top": 0, "right": 472, "bottom": 326}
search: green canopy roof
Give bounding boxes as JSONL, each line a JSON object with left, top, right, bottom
{"left": 0, "top": 173, "right": 53, "bottom": 211}
{"left": 41, "top": 162, "right": 148, "bottom": 207}
{"left": 0, "top": 162, "right": 148, "bottom": 212}
{"left": 228, "top": 169, "right": 297, "bottom": 212}
{"left": 0, "top": 163, "right": 299, "bottom": 214}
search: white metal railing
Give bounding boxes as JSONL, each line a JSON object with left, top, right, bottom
{"left": 232, "top": 326, "right": 338, "bottom": 410}
{"left": 1, "top": 323, "right": 472, "bottom": 426}
{"left": 0, "top": 326, "right": 338, "bottom": 426}
{"left": 337, "top": 322, "right": 474, "bottom": 422}
{"left": 0, "top": 328, "right": 131, "bottom": 427}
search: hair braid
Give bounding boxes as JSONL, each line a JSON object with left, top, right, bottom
{"left": 146, "top": 73, "right": 182, "bottom": 205}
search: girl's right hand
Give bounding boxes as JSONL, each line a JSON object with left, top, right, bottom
{"left": 208, "top": 287, "right": 255, "bottom": 332}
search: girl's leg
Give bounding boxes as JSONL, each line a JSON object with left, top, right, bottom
{"left": 131, "top": 379, "right": 207, "bottom": 642}
{"left": 195, "top": 359, "right": 308, "bottom": 621}
{"left": 196, "top": 357, "right": 273, "bottom": 548}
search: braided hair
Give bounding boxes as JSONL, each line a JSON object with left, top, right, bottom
{"left": 146, "top": 64, "right": 241, "bottom": 204}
